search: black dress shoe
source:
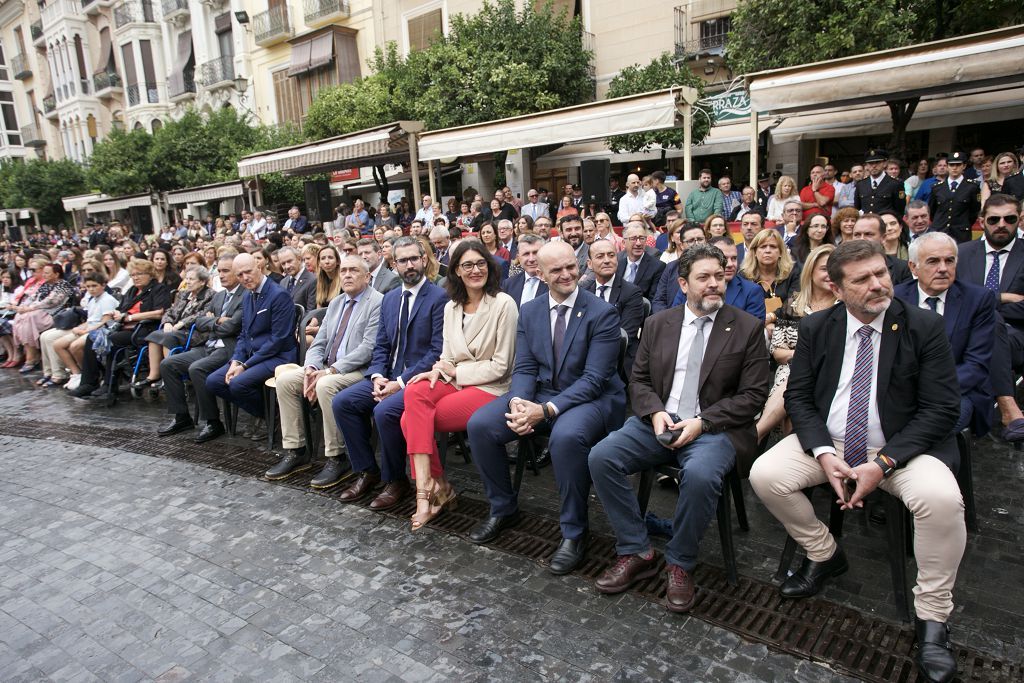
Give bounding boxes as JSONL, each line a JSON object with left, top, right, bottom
{"left": 158, "top": 416, "right": 194, "bottom": 437}
{"left": 194, "top": 421, "right": 225, "bottom": 444}
{"left": 468, "top": 512, "right": 520, "bottom": 545}
{"left": 310, "top": 457, "right": 351, "bottom": 489}
{"left": 548, "top": 532, "right": 587, "bottom": 575}
{"left": 69, "top": 384, "right": 98, "bottom": 399}
{"left": 780, "top": 547, "right": 849, "bottom": 598}
{"left": 132, "top": 378, "right": 157, "bottom": 390}
{"left": 264, "top": 448, "right": 312, "bottom": 480}
{"left": 915, "top": 619, "right": 957, "bottom": 683}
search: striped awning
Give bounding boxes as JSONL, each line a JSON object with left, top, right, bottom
{"left": 86, "top": 193, "right": 153, "bottom": 214}
{"left": 236, "top": 121, "right": 424, "bottom": 177}
{"left": 166, "top": 180, "right": 245, "bottom": 205}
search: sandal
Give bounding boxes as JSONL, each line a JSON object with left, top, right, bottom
{"left": 35, "top": 375, "right": 51, "bottom": 386}
{"left": 411, "top": 484, "right": 438, "bottom": 531}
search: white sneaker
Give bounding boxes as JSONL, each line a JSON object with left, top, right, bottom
{"left": 65, "top": 374, "right": 81, "bottom": 391}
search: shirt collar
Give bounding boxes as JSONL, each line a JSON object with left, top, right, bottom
{"left": 985, "top": 238, "right": 1014, "bottom": 254}
{"left": 917, "top": 284, "right": 946, "bottom": 304}
{"left": 343, "top": 286, "right": 367, "bottom": 306}
{"left": 846, "top": 309, "right": 885, "bottom": 340}
{"left": 871, "top": 172, "right": 887, "bottom": 183}
{"left": 548, "top": 286, "right": 579, "bottom": 311}
{"left": 254, "top": 276, "right": 267, "bottom": 295}
{"left": 683, "top": 304, "right": 719, "bottom": 326}
{"left": 627, "top": 251, "right": 645, "bottom": 265}
{"left": 594, "top": 272, "right": 616, "bottom": 288}
{"left": 402, "top": 276, "right": 427, "bottom": 297}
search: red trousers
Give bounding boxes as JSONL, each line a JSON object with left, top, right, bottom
{"left": 400, "top": 380, "right": 496, "bottom": 479}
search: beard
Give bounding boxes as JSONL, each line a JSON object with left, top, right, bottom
{"left": 694, "top": 295, "right": 724, "bottom": 314}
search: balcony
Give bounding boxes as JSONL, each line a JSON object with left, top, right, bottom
{"left": 253, "top": 5, "right": 292, "bottom": 46}
{"left": 31, "top": 21, "right": 44, "bottom": 46}
{"left": 93, "top": 71, "right": 123, "bottom": 97}
{"left": 114, "top": 0, "right": 156, "bottom": 29}
{"left": 676, "top": 13, "right": 731, "bottom": 59}
{"left": 41, "top": 0, "right": 83, "bottom": 29}
{"left": 43, "top": 95, "right": 57, "bottom": 117}
{"left": 20, "top": 125, "right": 45, "bottom": 148}
{"left": 303, "top": 0, "right": 348, "bottom": 27}
{"left": 168, "top": 70, "right": 196, "bottom": 100}
{"left": 12, "top": 54, "right": 31, "bottom": 80}
{"left": 161, "top": 0, "right": 188, "bottom": 21}
{"left": 126, "top": 81, "right": 160, "bottom": 107}
{"left": 82, "top": 0, "right": 101, "bottom": 14}
{"left": 200, "top": 55, "right": 233, "bottom": 89}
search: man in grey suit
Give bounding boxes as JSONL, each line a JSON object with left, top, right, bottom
{"left": 278, "top": 246, "right": 316, "bottom": 312}
{"left": 357, "top": 238, "right": 400, "bottom": 294}
{"left": 156, "top": 255, "right": 244, "bottom": 438}
{"left": 266, "top": 255, "right": 384, "bottom": 488}
{"left": 559, "top": 214, "right": 590, "bottom": 278}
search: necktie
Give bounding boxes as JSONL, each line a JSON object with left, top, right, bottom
{"left": 369, "top": 274, "right": 375, "bottom": 290}
{"left": 598, "top": 285, "right": 609, "bottom": 302}
{"left": 551, "top": 304, "right": 569, "bottom": 389}
{"left": 524, "top": 276, "right": 538, "bottom": 302}
{"left": 286, "top": 277, "right": 295, "bottom": 293}
{"left": 219, "top": 291, "right": 234, "bottom": 317}
{"left": 626, "top": 261, "right": 639, "bottom": 283}
{"left": 985, "top": 251, "right": 1005, "bottom": 292}
{"left": 676, "top": 316, "right": 709, "bottom": 419}
{"left": 393, "top": 291, "right": 412, "bottom": 373}
{"left": 925, "top": 297, "right": 939, "bottom": 313}
{"left": 326, "top": 300, "right": 356, "bottom": 365}
{"left": 844, "top": 326, "right": 875, "bottom": 467}
{"left": 872, "top": 179, "right": 878, "bottom": 190}
{"left": 950, "top": 180, "right": 959, "bottom": 193}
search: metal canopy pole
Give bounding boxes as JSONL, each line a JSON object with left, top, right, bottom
{"left": 749, "top": 111, "right": 759, "bottom": 189}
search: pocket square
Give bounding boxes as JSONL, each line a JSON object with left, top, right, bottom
{"left": 256, "top": 308, "right": 269, "bottom": 315}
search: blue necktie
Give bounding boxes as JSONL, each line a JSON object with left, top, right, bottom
{"left": 626, "top": 261, "right": 639, "bottom": 283}
{"left": 950, "top": 181, "right": 959, "bottom": 193}
{"left": 393, "top": 291, "right": 412, "bottom": 374}
{"left": 844, "top": 326, "right": 874, "bottom": 467}
{"left": 985, "top": 251, "right": 1004, "bottom": 292}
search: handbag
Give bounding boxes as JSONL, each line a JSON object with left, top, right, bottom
{"left": 52, "top": 307, "right": 86, "bottom": 331}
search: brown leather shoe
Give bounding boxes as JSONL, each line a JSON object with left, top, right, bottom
{"left": 368, "top": 480, "right": 411, "bottom": 510}
{"left": 665, "top": 564, "right": 696, "bottom": 613}
{"left": 338, "top": 471, "right": 380, "bottom": 502}
{"left": 595, "top": 553, "right": 658, "bottom": 594}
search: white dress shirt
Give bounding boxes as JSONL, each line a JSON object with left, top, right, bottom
{"left": 917, "top": 285, "right": 946, "bottom": 316}
{"left": 377, "top": 276, "right": 427, "bottom": 386}
{"left": 618, "top": 190, "right": 650, "bottom": 224}
{"left": 664, "top": 306, "right": 718, "bottom": 415}
{"left": 869, "top": 172, "right": 887, "bottom": 189}
{"left": 522, "top": 272, "right": 542, "bottom": 304}
{"left": 814, "top": 310, "right": 886, "bottom": 456}
{"left": 983, "top": 237, "right": 1014, "bottom": 287}
{"left": 594, "top": 274, "right": 616, "bottom": 303}
{"left": 547, "top": 286, "right": 579, "bottom": 341}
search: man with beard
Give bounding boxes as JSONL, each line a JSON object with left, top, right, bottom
{"left": 332, "top": 237, "right": 447, "bottom": 510}
{"left": 684, "top": 169, "right": 724, "bottom": 224}
{"left": 750, "top": 240, "right": 963, "bottom": 683}
{"left": 588, "top": 244, "right": 770, "bottom": 612}
{"left": 558, "top": 214, "right": 589, "bottom": 276}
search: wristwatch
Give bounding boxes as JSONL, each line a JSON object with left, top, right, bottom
{"left": 873, "top": 455, "right": 896, "bottom": 477}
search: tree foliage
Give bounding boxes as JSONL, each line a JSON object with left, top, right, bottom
{"left": 604, "top": 53, "right": 713, "bottom": 153}
{"left": 86, "top": 128, "right": 154, "bottom": 196}
{"left": 0, "top": 158, "right": 87, "bottom": 226}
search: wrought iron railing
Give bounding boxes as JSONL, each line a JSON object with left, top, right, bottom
{"left": 253, "top": 5, "right": 291, "bottom": 44}
{"left": 303, "top": 0, "right": 348, "bottom": 23}
{"left": 114, "top": 0, "right": 156, "bottom": 28}
{"left": 200, "top": 55, "right": 233, "bottom": 86}
{"left": 11, "top": 54, "right": 31, "bottom": 80}
{"left": 169, "top": 70, "right": 196, "bottom": 97}
{"left": 93, "top": 71, "right": 123, "bottom": 92}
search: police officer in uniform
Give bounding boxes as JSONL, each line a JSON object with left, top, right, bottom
{"left": 928, "top": 151, "right": 981, "bottom": 243}
{"left": 756, "top": 172, "right": 773, "bottom": 209}
{"left": 855, "top": 148, "right": 906, "bottom": 216}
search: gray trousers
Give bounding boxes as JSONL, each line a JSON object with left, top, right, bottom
{"left": 160, "top": 345, "right": 232, "bottom": 422}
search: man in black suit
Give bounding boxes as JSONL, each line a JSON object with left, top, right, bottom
{"left": 729, "top": 186, "right": 767, "bottom": 221}
{"left": 617, "top": 221, "right": 665, "bottom": 301}
{"left": 496, "top": 219, "right": 518, "bottom": 261}
{"left": 855, "top": 148, "right": 905, "bottom": 216}
{"left": 750, "top": 240, "right": 963, "bottom": 683}
{"left": 851, "top": 214, "right": 912, "bottom": 284}
{"left": 607, "top": 177, "right": 626, "bottom": 226}
{"left": 928, "top": 151, "right": 981, "bottom": 244}
{"left": 1002, "top": 170, "right": 1024, "bottom": 201}
{"left": 957, "top": 193, "right": 1024, "bottom": 441}
{"left": 905, "top": 200, "right": 934, "bottom": 242}
{"left": 582, "top": 238, "right": 645, "bottom": 373}
{"left": 502, "top": 234, "right": 547, "bottom": 308}
{"left": 755, "top": 173, "right": 773, "bottom": 210}
{"left": 277, "top": 246, "right": 316, "bottom": 312}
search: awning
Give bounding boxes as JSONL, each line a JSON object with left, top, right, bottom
{"left": 62, "top": 193, "right": 102, "bottom": 211}
{"left": 95, "top": 27, "right": 114, "bottom": 73}
{"left": 416, "top": 88, "right": 695, "bottom": 162}
{"left": 286, "top": 40, "right": 312, "bottom": 77}
{"left": 86, "top": 193, "right": 153, "bottom": 214}
{"left": 236, "top": 121, "right": 425, "bottom": 177}
{"left": 308, "top": 33, "right": 333, "bottom": 71}
{"left": 174, "top": 30, "right": 193, "bottom": 72}
{"left": 341, "top": 166, "right": 460, "bottom": 192}
{"left": 165, "top": 180, "right": 244, "bottom": 205}
{"left": 746, "top": 25, "right": 1024, "bottom": 114}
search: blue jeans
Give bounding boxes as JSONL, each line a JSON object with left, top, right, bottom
{"left": 589, "top": 416, "right": 736, "bottom": 571}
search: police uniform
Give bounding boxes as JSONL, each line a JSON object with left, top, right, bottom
{"left": 855, "top": 148, "right": 906, "bottom": 216}
{"left": 928, "top": 151, "right": 981, "bottom": 243}
{"left": 756, "top": 174, "right": 773, "bottom": 209}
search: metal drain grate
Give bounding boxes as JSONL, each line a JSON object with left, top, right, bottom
{"left": 2, "top": 418, "right": 1020, "bottom": 683}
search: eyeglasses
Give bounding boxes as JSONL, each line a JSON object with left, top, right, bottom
{"left": 625, "top": 236, "right": 647, "bottom": 242}
{"left": 596, "top": 218, "right": 610, "bottom": 223}
{"left": 458, "top": 260, "right": 488, "bottom": 273}
{"left": 683, "top": 237, "right": 706, "bottom": 245}
{"left": 395, "top": 256, "right": 422, "bottom": 265}
{"left": 986, "top": 214, "right": 1020, "bottom": 226}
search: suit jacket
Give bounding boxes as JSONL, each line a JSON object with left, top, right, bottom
{"left": 855, "top": 174, "right": 906, "bottom": 216}
{"left": 958, "top": 237, "right": 1024, "bottom": 330}
{"left": 1002, "top": 172, "right": 1024, "bottom": 201}
{"left": 665, "top": 274, "right": 767, "bottom": 321}
{"left": 509, "top": 287, "right": 625, "bottom": 428}
{"left": 371, "top": 266, "right": 400, "bottom": 294}
{"left": 785, "top": 299, "right": 960, "bottom": 471}
{"left": 582, "top": 276, "right": 645, "bottom": 374}
{"left": 616, "top": 250, "right": 665, "bottom": 301}
{"left": 886, "top": 254, "right": 913, "bottom": 285}
{"left": 928, "top": 178, "right": 981, "bottom": 241}
{"left": 630, "top": 304, "right": 771, "bottom": 476}
{"left": 305, "top": 286, "right": 384, "bottom": 375}
{"left": 438, "top": 292, "right": 518, "bottom": 396}
{"left": 193, "top": 285, "right": 244, "bottom": 354}
{"left": 232, "top": 277, "right": 297, "bottom": 367}
{"left": 366, "top": 280, "right": 448, "bottom": 383}
{"left": 574, "top": 243, "right": 590, "bottom": 276}
{"left": 282, "top": 269, "right": 316, "bottom": 312}
{"left": 502, "top": 271, "right": 548, "bottom": 308}
{"left": 894, "top": 279, "right": 995, "bottom": 435}
{"left": 290, "top": 215, "right": 309, "bottom": 233}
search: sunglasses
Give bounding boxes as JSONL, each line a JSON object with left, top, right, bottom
{"left": 986, "top": 214, "right": 1019, "bottom": 226}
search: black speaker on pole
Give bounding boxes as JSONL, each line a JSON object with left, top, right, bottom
{"left": 303, "top": 179, "right": 333, "bottom": 223}
{"left": 580, "top": 159, "right": 610, "bottom": 206}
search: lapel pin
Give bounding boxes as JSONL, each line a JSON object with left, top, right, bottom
{"left": 725, "top": 327, "right": 731, "bottom": 332}
{"left": 891, "top": 323, "right": 898, "bottom": 331}
{"left": 576, "top": 311, "right": 582, "bottom": 318}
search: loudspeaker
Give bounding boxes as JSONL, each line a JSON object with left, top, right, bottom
{"left": 580, "top": 159, "right": 610, "bottom": 206}
{"left": 303, "top": 179, "right": 333, "bottom": 223}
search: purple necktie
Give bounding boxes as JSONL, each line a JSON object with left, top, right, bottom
{"left": 844, "top": 325, "right": 874, "bottom": 467}
{"left": 985, "top": 251, "right": 1004, "bottom": 292}
{"left": 325, "top": 300, "right": 355, "bottom": 366}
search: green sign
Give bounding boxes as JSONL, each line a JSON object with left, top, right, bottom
{"left": 704, "top": 90, "right": 750, "bottom": 122}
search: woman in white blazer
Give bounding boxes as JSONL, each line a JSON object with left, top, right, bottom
{"left": 401, "top": 239, "right": 519, "bottom": 530}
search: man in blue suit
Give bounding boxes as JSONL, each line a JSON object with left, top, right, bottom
{"left": 660, "top": 236, "right": 766, "bottom": 321}
{"left": 205, "top": 253, "right": 297, "bottom": 441}
{"left": 333, "top": 237, "right": 447, "bottom": 511}
{"left": 501, "top": 234, "right": 547, "bottom": 308}
{"left": 896, "top": 232, "right": 996, "bottom": 435}
{"left": 467, "top": 241, "right": 626, "bottom": 575}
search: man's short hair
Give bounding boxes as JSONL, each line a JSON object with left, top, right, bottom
{"left": 783, "top": 199, "right": 803, "bottom": 211}
{"left": 827, "top": 240, "right": 885, "bottom": 286}
{"left": 517, "top": 233, "right": 546, "bottom": 247}
{"left": 557, "top": 214, "right": 583, "bottom": 230}
{"left": 496, "top": 219, "right": 514, "bottom": 231}
{"left": 339, "top": 254, "right": 369, "bottom": 273}
{"left": 708, "top": 235, "right": 734, "bottom": 250}
{"left": 857, "top": 213, "right": 885, "bottom": 235}
{"left": 624, "top": 220, "right": 647, "bottom": 234}
{"left": 355, "top": 237, "right": 380, "bottom": 252}
{"left": 392, "top": 236, "right": 424, "bottom": 255}
{"left": 905, "top": 199, "right": 929, "bottom": 215}
{"left": 908, "top": 231, "right": 958, "bottom": 264}
{"left": 428, "top": 225, "right": 449, "bottom": 241}
{"left": 677, "top": 243, "right": 726, "bottom": 280}
{"left": 982, "top": 192, "right": 1021, "bottom": 216}
{"left": 83, "top": 271, "right": 107, "bottom": 286}
{"left": 699, "top": 168, "right": 712, "bottom": 177}
{"left": 217, "top": 253, "right": 237, "bottom": 266}
{"left": 651, "top": 170, "right": 666, "bottom": 183}
{"left": 276, "top": 245, "right": 299, "bottom": 259}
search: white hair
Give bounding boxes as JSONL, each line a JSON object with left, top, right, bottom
{"left": 908, "top": 231, "right": 958, "bottom": 264}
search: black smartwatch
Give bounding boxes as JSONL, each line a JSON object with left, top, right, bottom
{"left": 541, "top": 403, "right": 552, "bottom": 421}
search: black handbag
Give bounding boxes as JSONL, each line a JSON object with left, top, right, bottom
{"left": 52, "top": 307, "right": 86, "bottom": 330}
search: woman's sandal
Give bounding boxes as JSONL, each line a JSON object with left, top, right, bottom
{"left": 35, "top": 375, "right": 51, "bottom": 386}
{"left": 411, "top": 484, "right": 438, "bottom": 532}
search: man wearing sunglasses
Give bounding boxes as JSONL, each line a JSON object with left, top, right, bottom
{"left": 957, "top": 194, "right": 1024, "bottom": 441}
{"left": 929, "top": 151, "right": 981, "bottom": 244}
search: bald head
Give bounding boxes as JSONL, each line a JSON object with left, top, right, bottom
{"left": 234, "top": 253, "right": 263, "bottom": 291}
{"left": 538, "top": 241, "right": 579, "bottom": 299}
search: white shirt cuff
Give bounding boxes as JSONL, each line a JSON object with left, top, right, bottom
{"left": 811, "top": 446, "right": 836, "bottom": 459}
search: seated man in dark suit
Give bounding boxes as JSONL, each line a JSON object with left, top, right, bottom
{"left": 156, "top": 254, "right": 243, "bottom": 440}
{"left": 851, "top": 213, "right": 913, "bottom": 284}
{"left": 206, "top": 253, "right": 297, "bottom": 440}
{"left": 356, "top": 238, "right": 400, "bottom": 293}
{"left": 589, "top": 244, "right": 770, "bottom": 612}
{"left": 277, "top": 246, "right": 316, "bottom": 312}
{"left": 582, "top": 238, "right": 645, "bottom": 373}
{"left": 750, "top": 241, "right": 964, "bottom": 683}
{"left": 467, "top": 241, "right": 626, "bottom": 575}
{"left": 501, "top": 234, "right": 547, "bottom": 308}
{"left": 617, "top": 221, "right": 665, "bottom": 301}
{"left": 895, "top": 231, "right": 996, "bottom": 435}
{"left": 333, "top": 237, "right": 447, "bottom": 510}
{"left": 1002, "top": 171, "right": 1024, "bottom": 201}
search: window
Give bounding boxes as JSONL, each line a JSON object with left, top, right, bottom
{"left": 0, "top": 92, "right": 21, "bottom": 145}
{"left": 272, "top": 68, "right": 301, "bottom": 126}
{"left": 699, "top": 16, "right": 731, "bottom": 51}
{"left": 215, "top": 13, "right": 234, "bottom": 58}
{"left": 0, "top": 42, "right": 8, "bottom": 81}
{"left": 406, "top": 8, "right": 442, "bottom": 52}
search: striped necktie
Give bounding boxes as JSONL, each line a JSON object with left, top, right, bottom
{"left": 844, "top": 325, "right": 875, "bottom": 467}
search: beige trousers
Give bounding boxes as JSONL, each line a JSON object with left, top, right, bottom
{"left": 275, "top": 365, "right": 362, "bottom": 458}
{"left": 39, "top": 328, "right": 75, "bottom": 380}
{"left": 749, "top": 433, "right": 966, "bottom": 622}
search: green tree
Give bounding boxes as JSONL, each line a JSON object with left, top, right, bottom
{"left": 604, "top": 53, "right": 713, "bottom": 154}
{"left": 148, "top": 108, "right": 262, "bottom": 191}
{"left": 86, "top": 128, "right": 154, "bottom": 195}
{"left": 248, "top": 124, "right": 311, "bottom": 208}
{"left": 0, "top": 158, "right": 86, "bottom": 226}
